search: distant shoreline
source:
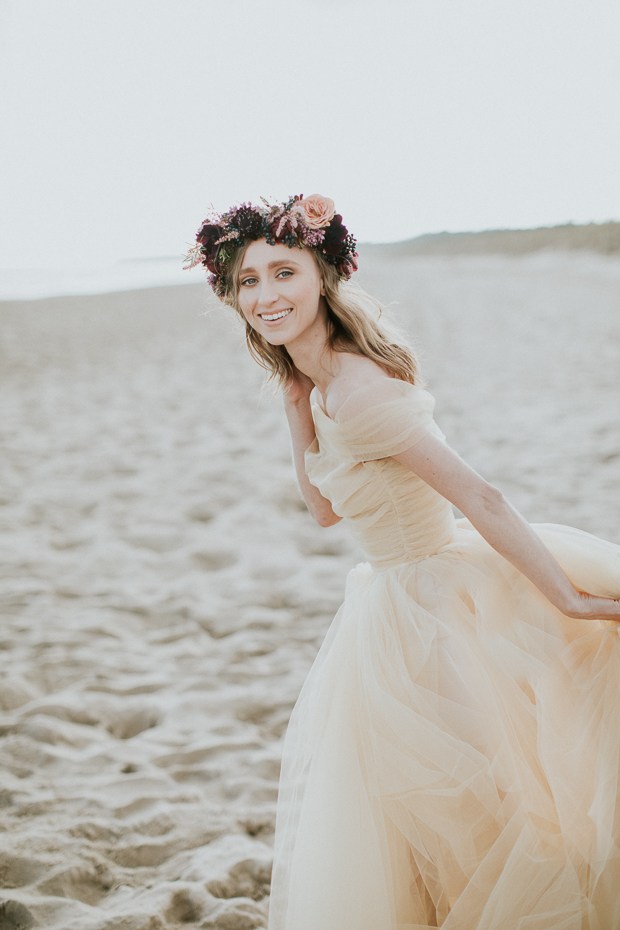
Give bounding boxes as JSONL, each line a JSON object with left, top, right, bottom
{"left": 360, "top": 220, "right": 620, "bottom": 257}
{"left": 2, "top": 221, "right": 619, "bottom": 301}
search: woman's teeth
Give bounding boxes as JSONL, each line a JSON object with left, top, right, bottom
{"left": 261, "top": 309, "right": 292, "bottom": 322}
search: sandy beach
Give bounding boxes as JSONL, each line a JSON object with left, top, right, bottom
{"left": 0, "top": 249, "right": 619, "bottom": 929}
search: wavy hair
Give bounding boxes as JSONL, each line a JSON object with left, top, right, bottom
{"left": 222, "top": 241, "right": 421, "bottom": 388}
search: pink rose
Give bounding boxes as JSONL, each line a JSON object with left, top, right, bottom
{"left": 291, "top": 194, "right": 336, "bottom": 229}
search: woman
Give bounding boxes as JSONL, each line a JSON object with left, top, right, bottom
{"left": 186, "top": 195, "right": 620, "bottom": 929}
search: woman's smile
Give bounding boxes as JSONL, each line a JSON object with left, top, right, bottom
{"left": 259, "top": 307, "right": 293, "bottom": 323}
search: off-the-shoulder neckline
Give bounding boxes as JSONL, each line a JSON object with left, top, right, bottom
{"left": 311, "top": 379, "right": 425, "bottom": 425}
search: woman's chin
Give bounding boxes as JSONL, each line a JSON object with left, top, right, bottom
{"left": 262, "top": 332, "right": 289, "bottom": 347}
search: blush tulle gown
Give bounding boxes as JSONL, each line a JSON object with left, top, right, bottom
{"left": 267, "top": 380, "right": 620, "bottom": 930}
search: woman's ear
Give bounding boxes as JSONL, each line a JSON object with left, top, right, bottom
{"left": 320, "top": 278, "right": 326, "bottom": 296}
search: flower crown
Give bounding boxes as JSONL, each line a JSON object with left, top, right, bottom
{"left": 184, "top": 194, "right": 358, "bottom": 297}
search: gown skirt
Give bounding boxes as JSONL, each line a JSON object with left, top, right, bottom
{"left": 266, "top": 381, "right": 620, "bottom": 930}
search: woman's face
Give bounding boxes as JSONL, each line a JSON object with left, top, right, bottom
{"left": 237, "top": 238, "right": 326, "bottom": 347}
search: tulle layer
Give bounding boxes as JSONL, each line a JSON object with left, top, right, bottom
{"left": 268, "top": 522, "right": 620, "bottom": 930}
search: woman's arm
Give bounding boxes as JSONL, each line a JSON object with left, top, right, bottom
{"left": 394, "top": 435, "right": 620, "bottom": 622}
{"left": 283, "top": 382, "right": 342, "bottom": 528}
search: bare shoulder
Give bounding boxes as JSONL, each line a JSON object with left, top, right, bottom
{"left": 324, "top": 355, "right": 395, "bottom": 420}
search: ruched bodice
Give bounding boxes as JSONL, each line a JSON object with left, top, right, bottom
{"left": 305, "top": 381, "right": 457, "bottom": 569}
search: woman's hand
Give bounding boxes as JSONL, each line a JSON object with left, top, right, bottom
{"left": 561, "top": 590, "right": 620, "bottom": 623}
{"left": 284, "top": 365, "right": 315, "bottom": 408}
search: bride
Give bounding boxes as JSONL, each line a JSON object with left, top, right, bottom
{"left": 186, "top": 195, "right": 620, "bottom": 930}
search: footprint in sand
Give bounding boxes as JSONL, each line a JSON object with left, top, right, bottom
{"left": 37, "top": 858, "right": 117, "bottom": 906}
{"left": 0, "top": 899, "right": 36, "bottom": 930}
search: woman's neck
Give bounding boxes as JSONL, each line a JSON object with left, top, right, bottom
{"left": 285, "top": 305, "right": 339, "bottom": 397}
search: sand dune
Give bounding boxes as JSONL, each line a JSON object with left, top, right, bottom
{"left": 362, "top": 219, "right": 620, "bottom": 257}
{"left": 0, "top": 250, "right": 619, "bottom": 928}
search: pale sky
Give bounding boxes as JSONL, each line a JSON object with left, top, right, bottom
{"left": 1, "top": 0, "right": 619, "bottom": 270}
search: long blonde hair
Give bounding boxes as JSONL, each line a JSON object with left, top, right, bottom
{"left": 223, "top": 241, "right": 421, "bottom": 388}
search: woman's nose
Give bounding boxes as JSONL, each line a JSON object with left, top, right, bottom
{"left": 257, "top": 278, "right": 279, "bottom": 306}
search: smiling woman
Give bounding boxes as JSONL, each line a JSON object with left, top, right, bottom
{"left": 238, "top": 245, "right": 320, "bottom": 339}
{"left": 184, "top": 194, "right": 414, "bottom": 388}
{"left": 187, "top": 195, "right": 620, "bottom": 930}
{"left": 232, "top": 240, "right": 417, "bottom": 387}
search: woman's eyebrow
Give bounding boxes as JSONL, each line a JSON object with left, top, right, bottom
{"left": 240, "top": 260, "right": 302, "bottom": 274}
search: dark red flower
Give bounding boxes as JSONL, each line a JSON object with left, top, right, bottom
{"left": 344, "top": 254, "right": 359, "bottom": 277}
{"left": 271, "top": 213, "right": 298, "bottom": 241}
{"left": 322, "top": 215, "right": 349, "bottom": 256}
{"left": 197, "top": 224, "right": 224, "bottom": 274}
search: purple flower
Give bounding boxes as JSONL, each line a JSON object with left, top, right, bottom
{"left": 225, "top": 204, "right": 265, "bottom": 240}
{"left": 300, "top": 227, "right": 326, "bottom": 248}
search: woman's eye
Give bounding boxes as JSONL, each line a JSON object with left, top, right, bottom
{"left": 241, "top": 277, "right": 257, "bottom": 287}
{"left": 278, "top": 270, "right": 293, "bottom": 279}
